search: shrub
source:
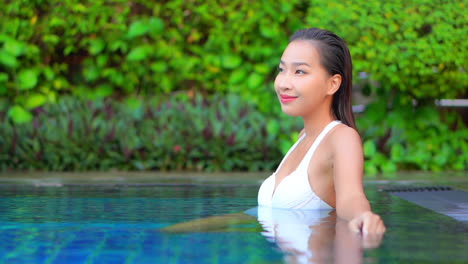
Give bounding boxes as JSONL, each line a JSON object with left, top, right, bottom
{"left": 1, "top": 94, "right": 466, "bottom": 174}
{"left": 0, "top": 94, "right": 301, "bottom": 171}
{"left": 305, "top": 0, "right": 467, "bottom": 102}
{"left": 358, "top": 100, "right": 467, "bottom": 174}
{"left": 1, "top": 0, "right": 465, "bottom": 117}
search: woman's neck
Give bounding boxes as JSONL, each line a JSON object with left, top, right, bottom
{"left": 302, "top": 105, "right": 335, "bottom": 138}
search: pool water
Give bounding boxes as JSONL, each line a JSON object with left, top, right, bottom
{"left": 0, "top": 184, "right": 466, "bottom": 263}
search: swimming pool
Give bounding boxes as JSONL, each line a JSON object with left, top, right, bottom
{"left": 0, "top": 180, "right": 466, "bottom": 263}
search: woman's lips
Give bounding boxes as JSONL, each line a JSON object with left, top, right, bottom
{"left": 279, "top": 94, "right": 298, "bottom": 103}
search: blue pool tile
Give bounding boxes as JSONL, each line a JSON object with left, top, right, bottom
{"left": 51, "top": 251, "right": 92, "bottom": 264}
{"left": 91, "top": 253, "right": 129, "bottom": 264}
{"left": 2, "top": 255, "right": 47, "bottom": 264}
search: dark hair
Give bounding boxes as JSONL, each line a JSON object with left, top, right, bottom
{"left": 290, "top": 28, "right": 356, "bottom": 129}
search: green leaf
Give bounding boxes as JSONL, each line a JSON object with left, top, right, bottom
{"left": 254, "top": 64, "right": 270, "bottom": 74}
{"left": 95, "top": 84, "right": 114, "bottom": 98}
{"left": 290, "top": 131, "right": 300, "bottom": 142}
{"left": 8, "top": 105, "right": 33, "bottom": 124}
{"left": 89, "top": 39, "right": 105, "bottom": 55}
{"left": 150, "top": 62, "right": 167, "bottom": 73}
{"left": 390, "top": 144, "right": 404, "bottom": 161}
{"left": 260, "top": 23, "right": 277, "bottom": 38}
{"left": 84, "top": 65, "right": 99, "bottom": 82}
{"left": 97, "top": 54, "right": 108, "bottom": 67}
{"left": 42, "top": 35, "right": 60, "bottom": 45}
{"left": 127, "top": 46, "right": 148, "bottom": 61}
{"left": 279, "top": 139, "right": 291, "bottom": 155}
{"left": 4, "top": 39, "right": 23, "bottom": 56}
{"left": 364, "top": 162, "right": 379, "bottom": 177}
{"left": 17, "top": 69, "right": 38, "bottom": 90}
{"left": 281, "top": 2, "right": 293, "bottom": 12}
{"left": 0, "top": 51, "right": 19, "bottom": 68}
{"left": 228, "top": 69, "right": 247, "bottom": 84}
{"left": 0, "top": 72, "right": 8, "bottom": 83}
{"left": 148, "top": 18, "right": 164, "bottom": 34}
{"left": 42, "top": 67, "right": 55, "bottom": 80}
{"left": 49, "top": 17, "right": 65, "bottom": 28}
{"left": 72, "top": 3, "right": 86, "bottom": 12}
{"left": 221, "top": 54, "right": 242, "bottom": 69}
{"left": 109, "top": 40, "right": 128, "bottom": 52}
{"left": 381, "top": 161, "right": 397, "bottom": 173}
{"left": 266, "top": 120, "right": 279, "bottom": 136}
{"left": 25, "top": 94, "right": 47, "bottom": 109}
{"left": 127, "top": 20, "right": 149, "bottom": 39}
{"left": 363, "top": 140, "right": 377, "bottom": 158}
{"left": 247, "top": 73, "right": 263, "bottom": 89}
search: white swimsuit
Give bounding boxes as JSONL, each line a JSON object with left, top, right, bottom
{"left": 257, "top": 121, "right": 342, "bottom": 210}
{"left": 245, "top": 206, "right": 333, "bottom": 263}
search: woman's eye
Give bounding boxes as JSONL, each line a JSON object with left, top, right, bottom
{"left": 277, "top": 67, "right": 284, "bottom": 73}
{"left": 296, "top": 70, "right": 306, "bottom": 75}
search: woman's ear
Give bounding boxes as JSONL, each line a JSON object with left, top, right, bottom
{"left": 327, "top": 74, "right": 342, "bottom": 95}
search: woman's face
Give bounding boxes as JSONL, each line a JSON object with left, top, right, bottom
{"left": 274, "top": 40, "right": 334, "bottom": 117}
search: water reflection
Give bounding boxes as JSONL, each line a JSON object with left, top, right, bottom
{"left": 3, "top": 185, "right": 466, "bottom": 263}
{"left": 247, "top": 207, "right": 383, "bottom": 264}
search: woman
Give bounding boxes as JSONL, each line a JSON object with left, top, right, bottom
{"left": 258, "top": 27, "right": 385, "bottom": 234}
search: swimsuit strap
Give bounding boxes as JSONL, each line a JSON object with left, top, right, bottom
{"left": 297, "top": 121, "right": 342, "bottom": 171}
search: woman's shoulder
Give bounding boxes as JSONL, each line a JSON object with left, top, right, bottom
{"left": 326, "top": 123, "right": 364, "bottom": 165}
{"left": 329, "top": 123, "right": 362, "bottom": 150}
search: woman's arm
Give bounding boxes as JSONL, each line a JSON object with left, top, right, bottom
{"left": 331, "top": 126, "right": 386, "bottom": 234}
{"left": 160, "top": 212, "right": 257, "bottom": 233}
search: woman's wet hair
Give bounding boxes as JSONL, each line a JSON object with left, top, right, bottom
{"left": 290, "top": 28, "right": 356, "bottom": 129}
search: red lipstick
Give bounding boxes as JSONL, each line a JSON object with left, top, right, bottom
{"left": 279, "top": 94, "right": 298, "bottom": 103}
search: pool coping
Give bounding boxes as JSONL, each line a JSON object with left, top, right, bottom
{"left": 0, "top": 171, "right": 466, "bottom": 190}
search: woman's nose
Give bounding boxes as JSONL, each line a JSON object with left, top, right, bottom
{"left": 276, "top": 73, "right": 292, "bottom": 91}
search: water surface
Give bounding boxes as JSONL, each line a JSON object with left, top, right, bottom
{"left": 0, "top": 183, "right": 466, "bottom": 263}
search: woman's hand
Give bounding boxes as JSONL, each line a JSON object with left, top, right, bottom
{"left": 348, "top": 211, "right": 386, "bottom": 234}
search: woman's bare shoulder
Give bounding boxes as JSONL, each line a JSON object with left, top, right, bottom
{"left": 329, "top": 124, "right": 362, "bottom": 150}
{"left": 329, "top": 124, "right": 364, "bottom": 183}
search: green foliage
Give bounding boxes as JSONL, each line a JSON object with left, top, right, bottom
{"left": 358, "top": 99, "right": 468, "bottom": 175}
{"left": 7, "top": 105, "right": 33, "bottom": 124}
{"left": 0, "top": 0, "right": 308, "bottom": 114}
{"left": 306, "top": 1, "right": 467, "bottom": 102}
{"left": 1, "top": 0, "right": 465, "bottom": 107}
{"left": 1, "top": 95, "right": 466, "bottom": 173}
{"left": 0, "top": 94, "right": 301, "bottom": 172}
